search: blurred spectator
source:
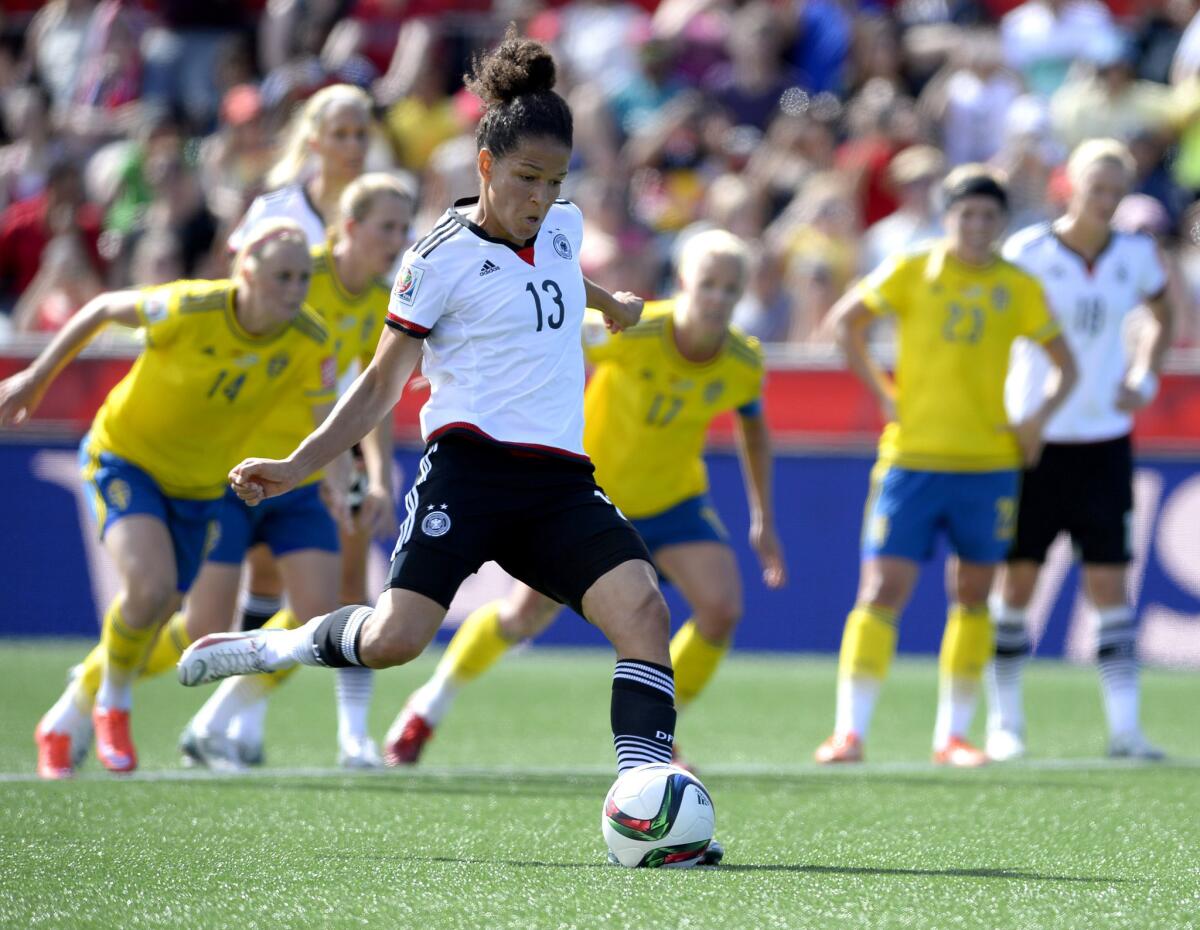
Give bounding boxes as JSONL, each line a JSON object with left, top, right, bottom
{"left": 22, "top": 0, "right": 96, "bottom": 110}
{"left": 1050, "top": 38, "right": 1174, "bottom": 149}
{"left": 990, "top": 94, "right": 1063, "bottom": 230}
{"left": 0, "top": 158, "right": 103, "bottom": 312}
{"left": 133, "top": 149, "right": 221, "bottom": 280}
{"left": 382, "top": 39, "right": 464, "bottom": 174}
{"left": 554, "top": 0, "right": 650, "bottom": 94}
{"left": 103, "top": 109, "right": 186, "bottom": 240}
{"left": 782, "top": 0, "right": 852, "bottom": 96}
{"left": 607, "top": 35, "right": 685, "bottom": 139}
{"left": 1132, "top": 0, "right": 1198, "bottom": 85}
{"left": 921, "top": 30, "right": 1021, "bottom": 166}
{"left": 259, "top": 13, "right": 378, "bottom": 116}
{"left": 128, "top": 226, "right": 185, "bottom": 288}
{"left": 9, "top": 232, "right": 103, "bottom": 332}
{"left": 1174, "top": 200, "right": 1200, "bottom": 344}
{"left": 702, "top": 2, "right": 797, "bottom": 132}
{"left": 747, "top": 101, "right": 840, "bottom": 212}
{"left": 0, "top": 84, "right": 59, "bottom": 209}
{"left": 859, "top": 144, "right": 944, "bottom": 274}
{"left": 577, "top": 176, "right": 661, "bottom": 297}
{"left": 1001, "top": 0, "right": 1120, "bottom": 98}
{"left": 845, "top": 13, "right": 903, "bottom": 96}
{"left": 836, "top": 79, "right": 922, "bottom": 227}
{"left": 1129, "top": 128, "right": 1193, "bottom": 226}
{"left": 198, "top": 84, "right": 275, "bottom": 226}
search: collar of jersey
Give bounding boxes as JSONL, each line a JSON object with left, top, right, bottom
{"left": 932, "top": 241, "right": 999, "bottom": 275}
{"left": 660, "top": 309, "right": 727, "bottom": 370}
{"left": 1051, "top": 226, "right": 1114, "bottom": 273}
{"left": 450, "top": 197, "right": 537, "bottom": 254}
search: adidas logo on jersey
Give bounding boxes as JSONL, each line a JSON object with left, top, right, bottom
{"left": 479, "top": 260, "right": 500, "bottom": 277}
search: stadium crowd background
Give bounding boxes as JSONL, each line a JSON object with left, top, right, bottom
{"left": 0, "top": 0, "right": 1197, "bottom": 346}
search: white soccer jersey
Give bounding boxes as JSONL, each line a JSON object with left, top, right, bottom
{"left": 386, "top": 198, "right": 589, "bottom": 459}
{"left": 227, "top": 184, "right": 328, "bottom": 251}
{"left": 1004, "top": 224, "right": 1167, "bottom": 442}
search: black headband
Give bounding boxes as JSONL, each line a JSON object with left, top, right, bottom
{"left": 945, "top": 175, "right": 1008, "bottom": 210}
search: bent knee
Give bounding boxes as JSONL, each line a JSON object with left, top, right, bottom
{"left": 122, "top": 580, "right": 178, "bottom": 625}
{"left": 357, "top": 621, "right": 427, "bottom": 668}
{"left": 691, "top": 596, "right": 742, "bottom": 640}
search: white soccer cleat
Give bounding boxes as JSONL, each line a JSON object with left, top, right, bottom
{"left": 1108, "top": 730, "right": 1166, "bottom": 761}
{"left": 338, "top": 735, "right": 383, "bottom": 770}
{"left": 177, "top": 632, "right": 272, "bottom": 686}
{"left": 985, "top": 728, "right": 1026, "bottom": 762}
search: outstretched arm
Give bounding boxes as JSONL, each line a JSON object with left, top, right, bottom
{"left": 231, "top": 327, "right": 424, "bottom": 503}
{"left": 584, "top": 276, "right": 644, "bottom": 332}
{"left": 0, "top": 290, "right": 141, "bottom": 425}
{"left": 734, "top": 411, "right": 787, "bottom": 588}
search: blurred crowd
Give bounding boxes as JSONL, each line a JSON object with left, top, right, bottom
{"left": 0, "top": 0, "right": 1197, "bottom": 346}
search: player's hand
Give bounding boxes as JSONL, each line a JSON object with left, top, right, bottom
{"left": 603, "top": 292, "right": 644, "bottom": 334}
{"left": 1010, "top": 415, "right": 1047, "bottom": 467}
{"left": 1114, "top": 384, "right": 1147, "bottom": 413}
{"left": 229, "top": 458, "right": 301, "bottom": 505}
{"left": 751, "top": 521, "right": 787, "bottom": 589}
{"left": 356, "top": 484, "right": 398, "bottom": 538}
{"left": 0, "top": 370, "right": 46, "bottom": 426}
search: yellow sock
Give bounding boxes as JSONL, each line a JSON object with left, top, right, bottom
{"left": 139, "top": 612, "right": 192, "bottom": 679}
{"left": 437, "top": 601, "right": 513, "bottom": 683}
{"left": 258, "top": 608, "right": 303, "bottom": 692}
{"left": 670, "top": 621, "right": 729, "bottom": 709}
{"left": 76, "top": 642, "right": 105, "bottom": 706}
{"left": 938, "top": 603, "right": 994, "bottom": 684}
{"left": 837, "top": 605, "right": 898, "bottom": 681}
{"left": 100, "top": 600, "right": 157, "bottom": 688}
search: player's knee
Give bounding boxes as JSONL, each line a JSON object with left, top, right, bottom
{"left": 692, "top": 594, "right": 741, "bottom": 641}
{"left": 860, "top": 577, "right": 907, "bottom": 611}
{"left": 121, "top": 577, "right": 177, "bottom": 626}
{"left": 358, "top": 619, "right": 425, "bottom": 668}
{"left": 501, "top": 599, "right": 556, "bottom": 639}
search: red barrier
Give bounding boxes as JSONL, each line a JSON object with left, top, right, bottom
{"left": 3, "top": 352, "right": 1199, "bottom": 451}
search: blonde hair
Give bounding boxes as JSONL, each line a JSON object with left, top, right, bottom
{"left": 679, "top": 228, "right": 751, "bottom": 285}
{"left": 1067, "top": 137, "right": 1136, "bottom": 187}
{"left": 337, "top": 172, "right": 416, "bottom": 225}
{"left": 265, "top": 84, "right": 373, "bottom": 190}
{"left": 232, "top": 218, "right": 309, "bottom": 280}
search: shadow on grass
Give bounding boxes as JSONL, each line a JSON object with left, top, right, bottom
{"left": 323, "top": 853, "right": 1125, "bottom": 884}
{"left": 272, "top": 774, "right": 611, "bottom": 800}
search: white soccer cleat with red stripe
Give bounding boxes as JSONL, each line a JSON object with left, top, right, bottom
{"left": 177, "top": 632, "right": 271, "bottom": 687}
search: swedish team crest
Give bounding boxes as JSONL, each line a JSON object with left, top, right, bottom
{"left": 421, "top": 509, "right": 451, "bottom": 537}
{"left": 267, "top": 352, "right": 290, "bottom": 377}
{"left": 552, "top": 232, "right": 572, "bottom": 260}
{"left": 107, "top": 479, "right": 132, "bottom": 512}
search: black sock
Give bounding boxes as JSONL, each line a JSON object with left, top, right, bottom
{"left": 611, "top": 659, "right": 676, "bottom": 774}
{"left": 310, "top": 605, "right": 372, "bottom": 668}
{"left": 240, "top": 593, "right": 283, "bottom": 631}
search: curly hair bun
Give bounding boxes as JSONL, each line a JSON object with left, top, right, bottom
{"left": 466, "top": 24, "right": 557, "bottom": 108}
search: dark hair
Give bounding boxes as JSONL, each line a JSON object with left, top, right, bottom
{"left": 942, "top": 164, "right": 1008, "bottom": 211}
{"left": 465, "top": 24, "right": 573, "bottom": 159}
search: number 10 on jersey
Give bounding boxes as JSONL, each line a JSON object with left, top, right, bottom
{"left": 526, "top": 280, "right": 566, "bottom": 332}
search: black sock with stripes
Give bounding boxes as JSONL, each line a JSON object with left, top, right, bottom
{"left": 309, "top": 605, "right": 372, "bottom": 668}
{"left": 611, "top": 659, "right": 676, "bottom": 774}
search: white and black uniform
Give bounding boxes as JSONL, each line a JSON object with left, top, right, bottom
{"left": 1003, "top": 225, "right": 1167, "bottom": 564}
{"left": 227, "top": 184, "right": 328, "bottom": 252}
{"left": 383, "top": 197, "right": 649, "bottom": 612}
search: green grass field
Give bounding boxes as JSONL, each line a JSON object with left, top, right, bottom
{"left": 2, "top": 641, "right": 1198, "bottom": 930}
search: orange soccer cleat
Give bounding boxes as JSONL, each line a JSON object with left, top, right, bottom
{"left": 932, "top": 736, "right": 989, "bottom": 768}
{"left": 34, "top": 724, "right": 74, "bottom": 780}
{"left": 814, "top": 732, "right": 864, "bottom": 764}
{"left": 93, "top": 706, "right": 138, "bottom": 773}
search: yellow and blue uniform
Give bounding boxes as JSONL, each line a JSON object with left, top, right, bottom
{"left": 207, "top": 242, "right": 391, "bottom": 563}
{"left": 81, "top": 278, "right": 336, "bottom": 589}
{"left": 582, "top": 300, "right": 764, "bottom": 551}
{"left": 857, "top": 244, "right": 1060, "bottom": 563}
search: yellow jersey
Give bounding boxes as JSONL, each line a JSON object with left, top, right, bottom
{"left": 859, "top": 244, "right": 1060, "bottom": 472}
{"left": 89, "top": 279, "right": 336, "bottom": 499}
{"left": 241, "top": 243, "right": 391, "bottom": 482}
{"left": 583, "top": 301, "right": 765, "bottom": 518}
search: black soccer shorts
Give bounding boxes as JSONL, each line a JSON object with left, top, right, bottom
{"left": 386, "top": 432, "right": 652, "bottom": 616}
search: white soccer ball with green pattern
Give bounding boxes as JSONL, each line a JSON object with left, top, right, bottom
{"left": 602, "top": 763, "right": 715, "bottom": 868}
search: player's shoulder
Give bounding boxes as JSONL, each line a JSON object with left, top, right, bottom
{"left": 1109, "top": 228, "right": 1158, "bottom": 259}
{"left": 1003, "top": 222, "right": 1055, "bottom": 259}
{"left": 309, "top": 241, "right": 331, "bottom": 274}
{"left": 726, "top": 326, "right": 764, "bottom": 372}
{"left": 548, "top": 198, "right": 583, "bottom": 226}
{"left": 875, "top": 244, "right": 935, "bottom": 278}
{"left": 622, "top": 301, "right": 672, "bottom": 339}
{"left": 408, "top": 208, "right": 472, "bottom": 264}
{"left": 290, "top": 305, "right": 331, "bottom": 346}
{"left": 164, "top": 278, "right": 233, "bottom": 314}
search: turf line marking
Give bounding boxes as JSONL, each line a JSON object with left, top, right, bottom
{"left": 2, "top": 756, "right": 1197, "bottom": 784}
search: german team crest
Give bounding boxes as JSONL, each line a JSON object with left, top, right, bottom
{"left": 421, "top": 509, "right": 451, "bottom": 537}
{"left": 552, "top": 232, "right": 572, "bottom": 260}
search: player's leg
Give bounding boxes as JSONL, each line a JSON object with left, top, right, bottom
{"left": 240, "top": 545, "right": 284, "bottom": 631}
{"left": 984, "top": 447, "right": 1062, "bottom": 760}
{"left": 932, "top": 556, "right": 996, "bottom": 767}
{"left": 386, "top": 581, "right": 560, "bottom": 766}
{"left": 817, "top": 465, "right": 930, "bottom": 763}
{"left": 334, "top": 520, "right": 379, "bottom": 766}
{"left": 985, "top": 560, "right": 1039, "bottom": 760}
{"left": 658, "top": 542, "right": 741, "bottom": 709}
{"left": 936, "top": 470, "right": 1019, "bottom": 766}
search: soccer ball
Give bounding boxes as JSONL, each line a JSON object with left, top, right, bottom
{"left": 601, "top": 762, "right": 715, "bottom": 868}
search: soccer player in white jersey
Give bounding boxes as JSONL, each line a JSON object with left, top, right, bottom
{"left": 987, "top": 139, "right": 1177, "bottom": 761}
{"left": 179, "top": 29, "right": 703, "bottom": 851}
